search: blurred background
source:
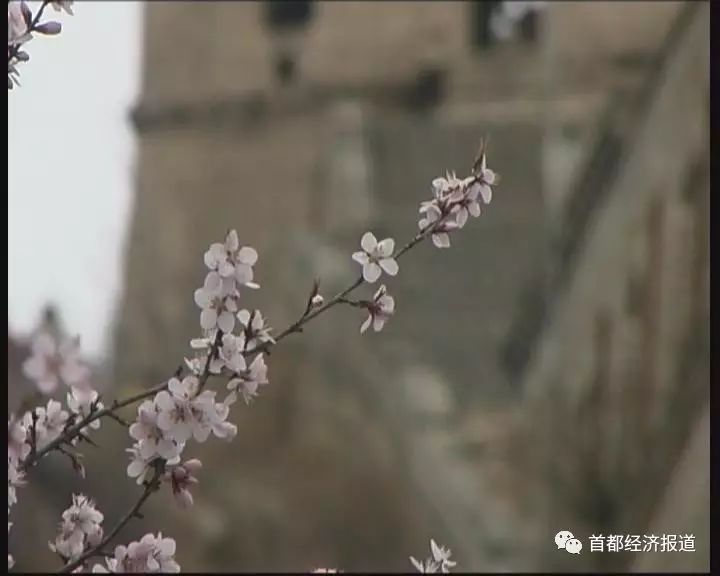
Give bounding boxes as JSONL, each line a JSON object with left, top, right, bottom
{"left": 8, "top": 1, "right": 709, "bottom": 572}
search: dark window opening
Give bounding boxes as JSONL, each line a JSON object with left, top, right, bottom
{"left": 264, "top": 1, "right": 314, "bottom": 31}
{"left": 470, "top": 0, "right": 502, "bottom": 49}
{"left": 274, "top": 51, "right": 297, "bottom": 85}
{"left": 518, "top": 10, "right": 538, "bottom": 44}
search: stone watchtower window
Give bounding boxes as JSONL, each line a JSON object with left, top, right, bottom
{"left": 470, "top": 0, "right": 503, "bottom": 49}
{"left": 470, "top": 1, "right": 540, "bottom": 50}
{"left": 263, "top": 1, "right": 315, "bottom": 85}
{"left": 264, "top": 1, "right": 315, "bottom": 31}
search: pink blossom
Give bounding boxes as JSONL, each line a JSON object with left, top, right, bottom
{"left": 162, "top": 459, "right": 201, "bottom": 509}
{"left": 28, "top": 399, "right": 70, "bottom": 450}
{"left": 129, "top": 400, "right": 183, "bottom": 461}
{"left": 100, "top": 533, "right": 180, "bottom": 573}
{"left": 7, "top": 2, "right": 32, "bottom": 46}
{"left": 50, "top": 494, "right": 104, "bottom": 561}
{"left": 226, "top": 354, "right": 269, "bottom": 405}
{"left": 352, "top": 232, "right": 399, "bottom": 283}
{"left": 237, "top": 309, "right": 275, "bottom": 350}
{"left": 7, "top": 415, "right": 30, "bottom": 464}
{"left": 360, "top": 285, "right": 395, "bottom": 334}
{"left": 194, "top": 272, "right": 239, "bottom": 333}
{"left": 22, "top": 332, "right": 90, "bottom": 394}
{"left": 203, "top": 230, "right": 260, "bottom": 288}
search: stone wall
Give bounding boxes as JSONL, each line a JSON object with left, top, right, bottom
{"left": 511, "top": 3, "right": 709, "bottom": 571}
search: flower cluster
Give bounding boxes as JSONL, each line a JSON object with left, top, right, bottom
{"left": 347, "top": 149, "right": 497, "bottom": 334}
{"left": 124, "top": 229, "right": 269, "bottom": 524}
{"left": 350, "top": 233, "right": 398, "bottom": 333}
{"left": 22, "top": 332, "right": 90, "bottom": 395}
{"left": 195, "top": 230, "right": 259, "bottom": 334}
{"left": 31, "top": 399, "right": 70, "bottom": 451}
{"left": 419, "top": 152, "right": 497, "bottom": 248}
{"left": 8, "top": 0, "right": 71, "bottom": 89}
{"left": 49, "top": 494, "right": 104, "bottom": 561}
{"left": 9, "top": 329, "right": 101, "bottom": 570}
{"left": 7, "top": 412, "right": 29, "bottom": 563}
{"left": 92, "top": 533, "right": 179, "bottom": 573}
{"left": 7, "top": 449, "right": 24, "bottom": 569}
{"left": 127, "top": 376, "right": 235, "bottom": 486}
{"left": 409, "top": 539, "right": 457, "bottom": 573}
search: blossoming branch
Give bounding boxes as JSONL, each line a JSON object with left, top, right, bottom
{"left": 7, "top": 1, "right": 73, "bottom": 89}
{"left": 7, "top": 3, "right": 498, "bottom": 572}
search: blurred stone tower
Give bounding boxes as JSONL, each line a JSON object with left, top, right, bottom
{"left": 114, "top": 1, "right": 702, "bottom": 571}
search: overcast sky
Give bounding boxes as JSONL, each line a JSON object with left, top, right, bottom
{"left": 8, "top": 2, "right": 142, "bottom": 359}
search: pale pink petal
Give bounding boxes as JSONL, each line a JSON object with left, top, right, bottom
{"left": 127, "top": 459, "right": 146, "bottom": 478}
{"left": 380, "top": 295, "right": 395, "bottom": 313}
{"left": 360, "top": 315, "right": 372, "bottom": 334}
{"left": 175, "top": 489, "right": 193, "bottom": 509}
{"left": 225, "top": 230, "right": 239, "bottom": 252}
{"left": 37, "top": 377, "right": 58, "bottom": 394}
{"left": 363, "top": 262, "right": 382, "bottom": 283}
{"left": 433, "top": 233, "right": 451, "bottom": 248}
{"left": 200, "top": 309, "right": 218, "bottom": 330}
{"left": 217, "top": 260, "right": 235, "bottom": 278}
{"left": 235, "top": 264, "right": 254, "bottom": 285}
{"left": 352, "top": 251, "right": 370, "bottom": 265}
{"left": 379, "top": 258, "right": 399, "bottom": 276}
{"left": 479, "top": 183, "right": 492, "bottom": 204}
{"left": 237, "top": 246, "right": 258, "bottom": 266}
{"left": 23, "top": 356, "right": 48, "bottom": 381}
{"left": 193, "top": 288, "right": 210, "bottom": 308}
{"left": 217, "top": 311, "right": 235, "bottom": 334}
{"left": 456, "top": 208, "right": 468, "bottom": 228}
{"left": 204, "top": 271, "right": 222, "bottom": 291}
{"left": 360, "top": 232, "right": 377, "bottom": 253}
{"left": 236, "top": 309, "right": 250, "bottom": 326}
{"left": 33, "top": 333, "right": 56, "bottom": 356}
{"left": 377, "top": 238, "right": 395, "bottom": 257}
{"left": 154, "top": 390, "right": 174, "bottom": 411}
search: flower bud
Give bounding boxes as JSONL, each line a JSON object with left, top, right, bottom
{"left": 35, "top": 21, "right": 62, "bottom": 35}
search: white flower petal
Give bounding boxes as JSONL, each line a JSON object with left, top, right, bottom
{"left": 217, "top": 311, "right": 235, "bottom": 334}
{"left": 433, "top": 233, "right": 451, "bottom": 248}
{"left": 479, "top": 183, "right": 492, "bottom": 204}
{"left": 379, "top": 258, "right": 399, "bottom": 276}
{"left": 225, "top": 230, "right": 239, "bottom": 252}
{"left": 237, "top": 246, "right": 258, "bottom": 265}
{"left": 363, "top": 262, "right": 382, "bottom": 283}
{"left": 377, "top": 238, "right": 395, "bottom": 257}
{"left": 360, "top": 231, "right": 377, "bottom": 253}
{"left": 352, "top": 251, "right": 370, "bottom": 265}
{"left": 200, "top": 309, "right": 218, "bottom": 330}
{"left": 236, "top": 309, "right": 250, "bottom": 326}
